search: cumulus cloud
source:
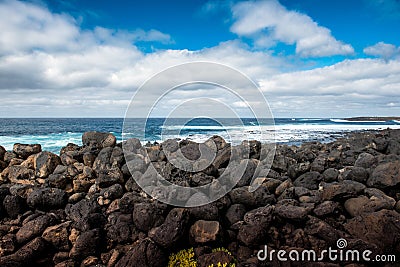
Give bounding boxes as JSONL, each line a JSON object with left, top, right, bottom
{"left": 230, "top": 0, "right": 354, "bottom": 57}
{"left": 364, "top": 42, "right": 400, "bottom": 60}
{"left": 0, "top": 0, "right": 399, "bottom": 118}
{"left": 259, "top": 58, "right": 400, "bottom": 116}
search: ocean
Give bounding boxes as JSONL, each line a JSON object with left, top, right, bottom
{"left": 0, "top": 118, "right": 400, "bottom": 154}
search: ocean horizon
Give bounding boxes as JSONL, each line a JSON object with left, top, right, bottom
{"left": 1, "top": 117, "right": 400, "bottom": 154}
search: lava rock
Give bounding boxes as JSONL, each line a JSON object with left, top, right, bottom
{"left": 354, "top": 152, "right": 376, "bottom": 168}
{"left": 345, "top": 209, "right": 400, "bottom": 253}
{"left": 0, "top": 237, "right": 47, "bottom": 267}
{"left": 243, "top": 205, "right": 274, "bottom": 227}
{"left": 102, "top": 184, "right": 124, "bottom": 200}
{"left": 274, "top": 203, "right": 309, "bottom": 221}
{"left": 106, "top": 212, "right": 135, "bottom": 245}
{"left": 1, "top": 165, "right": 35, "bottom": 183}
{"left": 82, "top": 131, "right": 116, "bottom": 149}
{"left": 344, "top": 188, "right": 396, "bottom": 217}
{"left": 189, "top": 202, "right": 219, "bottom": 221}
{"left": 229, "top": 185, "right": 275, "bottom": 207}
{"left": 313, "top": 201, "right": 339, "bottom": 217}
{"left": 237, "top": 224, "right": 267, "bottom": 247}
{"left": 0, "top": 145, "right": 5, "bottom": 161}
{"left": 42, "top": 221, "right": 71, "bottom": 251}
{"left": 198, "top": 251, "right": 235, "bottom": 267}
{"left": 148, "top": 208, "right": 189, "bottom": 248}
{"left": 34, "top": 151, "right": 61, "bottom": 178}
{"left": 3, "top": 195, "right": 27, "bottom": 219}
{"left": 69, "top": 228, "right": 101, "bottom": 260}
{"left": 190, "top": 220, "right": 221, "bottom": 243}
{"left": 293, "top": 171, "right": 322, "bottom": 190}
{"left": 13, "top": 144, "right": 42, "bottom": 159}
{"left": 320, "top": 180, "right": 366, "bottom": 200}
{"left": 344, "top": 166, "right": 369, "bottom": 183}
{"left": 96, "top": 167, "right": 124, "bottom": 187}
{"left": 27, "top": 187, "right": 68, "bottom": 210}
{"left": 132, "top": 202, "right": 166, "bottom": 232}
{"left": 367, "top": 160, "right": 400, "bottom": 188}
{"left": 322, "top": 168, "right": 339, "bottom": 182}
{"left": 225, "top": 204, "right": 246, "bottom": 225}
{"left": 65, "top": 199, "right": 105, "bottom": 231}
{"left": 16, "top": 214, "right": 57, "bottom": 244}
{"left": 115, "top": 238, "right": 167, "bottom": 267}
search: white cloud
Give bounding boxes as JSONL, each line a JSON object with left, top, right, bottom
{"left": 260, "top": 59, "right": 400, "bottom": 95}
{"left": 259, "top": 58, "right": 400, "bottom": 116}
{"left": 364, "top": 42, "right": 400, "bottom": 60}
{"left": 230, "top": 0, "right": 354, "bottom": 57}
{"left": 0, "top": 0, "right": 399, "bottom": 118}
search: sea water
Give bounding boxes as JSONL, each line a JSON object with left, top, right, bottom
{"left": 0, "top": 118, "right": 399, "bottom": 154}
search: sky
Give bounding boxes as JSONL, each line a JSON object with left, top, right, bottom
{"left": 0, "top": 0, "right": 400, "bottom": 117}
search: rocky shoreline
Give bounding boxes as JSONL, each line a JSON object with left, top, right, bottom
{"left": 0, "top": 130, "right": 399, "bottom": 266}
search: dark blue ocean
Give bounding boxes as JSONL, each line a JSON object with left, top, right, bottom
{"left": 0, "top": 118, "right": 399, "bottom": 154}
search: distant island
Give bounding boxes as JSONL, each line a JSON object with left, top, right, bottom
{"left": 345, "top": 116, "right": 400, "bottom": 121}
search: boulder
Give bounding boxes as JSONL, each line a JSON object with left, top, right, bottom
{"left": 237, "top": 224, "right": 267, "bottom": 247}
{"left": 16, "top": 214, "right": 57, "bottom": 244}
{"left": 198, "top": 251, "right": 235, "bottom": 267}
{"left": 34, "top": 151, "right": 61, "bottom": 178}
{"left": 65, "top": 199, "right": 105, "bottom": 231}
{"left": 42, "top": 221, "right": 71, "bottom": 251}
{"left": 0, "top": 237, "right": 47, "bottom": 267}
{"left": 293, "top": 171, "right": 322, "bottom": 190}
{"left": 233, "top": 159, "right": 259, "bottom": 187}
{"left": 3, "top": 195, "right": 27, "bottom": 219}
{"left": 274, "top": 203, "right": 309, "bottom": 221}
{"left": 27, "top": 187, "right": 68, "bottom": 211}
{"left": 132, "top": 202, "right": 166, "bottom": 232}
{"left": 1, "top": 166, "right": 34, "bottom": 183}
{"left": 344, "top": 188, "right": 396, "bottom": 217}
{"left": 322, "top": 168, "right": 339, "bottom": 182}
{"left": 354, "top": 152, "right": 376, "bottom": 168}
{"left": 92, "top": 147, "right": 113, "bottom": 173}
{"left": 106, "top": 212, "right": 135, "bottom": 245}
{"left": 69, "top": 228, "right": 101, "bottom": 260}
{"left": 115, "top": 239, "right": 167, "bottom": 267}
{"left": 367, "top": 160, "right": 400, "bottom": 188}
{"left": 320, "top": 180, "right": 366, "bottom": 200}
{"left": 344, "top": 166, "right": 369, "bottom": 183}
{"left": 148, "top": 208, "right": 189, "bottom": 248}
{"left": 243, "top": 205, "right": 274, "bottom": 227}
{"left": 345, "top": 209, "right": 400, "bottom": 253}
{"left": 13, "top": 144, "right": 41, "bottom": 159}
{"left": 190, "top": 220, "right": 221, "bottom": 243}
{"left": 95, "top": 167, "right": 124, "bottom": 187}
{"left": 310, "top": 156, "right": 326, "bottom": 173}
{"left": 225, "top": 204, "right": 246, "bottom": 225}
{"left": 0, "top": 145, "right": 5, "bottom": 161}
{"left": 82, "top": 131, "right": 116, "bottom": 149}
{"left": 229, "top": 185, "right": 275, "bottom": 207}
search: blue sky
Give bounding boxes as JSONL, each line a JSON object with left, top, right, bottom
{"left": 0, "top": 0, "right": 400, "bottom": 117}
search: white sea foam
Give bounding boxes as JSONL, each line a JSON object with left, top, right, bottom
{"left": 330, "top": 118, "right": 387, "bottom": 123}
{"left": 2, "top": 122, "right": 400, "bottom": 154}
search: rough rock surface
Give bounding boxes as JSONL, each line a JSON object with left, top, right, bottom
{"left": 0, "top": 129, "right": 398, "bottom": 266}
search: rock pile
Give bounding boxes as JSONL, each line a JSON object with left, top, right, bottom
{"left": 0, "top": 130, "right": 399, "bottom": 266}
